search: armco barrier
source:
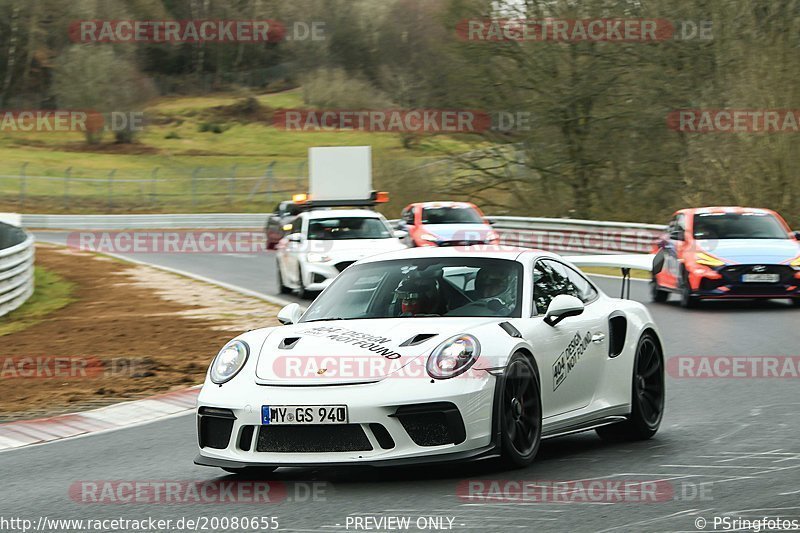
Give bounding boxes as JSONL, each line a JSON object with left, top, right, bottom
{"left": 22, "top": 213, "right": 268, "bottom": 230}
{"left": 0, "top": 220, "right": 35, "bottom": 317}
{"left": 487, "top": 216, "right": 665, "bottom": 255}
{"left": 22, "top": 213, "right": 666, "bottom": 255}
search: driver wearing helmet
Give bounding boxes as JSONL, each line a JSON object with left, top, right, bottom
{"left": 472, "top": 265, "right": 515, "bottom": 313}
{"left": 394, "top": 275, "right": 444, "bottom": 316}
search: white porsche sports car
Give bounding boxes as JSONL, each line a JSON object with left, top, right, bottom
{"left": 195, "top": 247, "right": 664, "bottom": 474}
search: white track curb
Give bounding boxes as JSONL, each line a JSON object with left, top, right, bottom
{"left": 0, "top": 387, "right": 199, "bottom": 452}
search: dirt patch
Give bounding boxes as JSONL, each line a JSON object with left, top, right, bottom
{"left": 0, "top": 244, "right": 280, "bottom": 421}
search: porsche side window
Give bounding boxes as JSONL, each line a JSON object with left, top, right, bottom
{"left": 548, "top": 261, "right": 598, "bottom": 303}
{"left": 533, "top": 261, "right": 568, "bottom": 314}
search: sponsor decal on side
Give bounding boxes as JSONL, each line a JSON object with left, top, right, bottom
{"left": 553, "top": 332, "right": 592, "bottom": 391}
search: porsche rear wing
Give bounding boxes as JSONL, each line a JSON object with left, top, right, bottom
{"left": 563, "top": 254, "right": 658, "bottom": 299}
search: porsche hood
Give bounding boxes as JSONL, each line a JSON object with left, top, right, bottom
{"left": 254, "top": 317, "right": 500, "bottom": 384}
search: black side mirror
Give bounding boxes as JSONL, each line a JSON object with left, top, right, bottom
{"left": 793, "top": 231, "right": 800, "bottom": 240}
{"left": 670, "top": 229, "right": 685, "bottom": 241}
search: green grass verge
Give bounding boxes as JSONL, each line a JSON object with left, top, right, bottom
{"left": 0, "top": 267, "right": 77, "bottom": 337}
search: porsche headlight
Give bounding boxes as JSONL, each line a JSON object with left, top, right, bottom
{"left": 209, "top": 340, "right": 249, "bottom": 384}
{"left": 419, "top": 233, "right": 439, "bottom": 242}
{"left": 426, "top": 334, "right": 480, "bottom": 379}
{"left": 695, "top": 252, "right": 726, "bottom": 267}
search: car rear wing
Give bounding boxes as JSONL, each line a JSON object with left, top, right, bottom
{"left": 563, "top": 254, "right": 659, "bottom": 299}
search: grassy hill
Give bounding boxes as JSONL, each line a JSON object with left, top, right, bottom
{"left": 0, "top": 89, "right": 478, "bottom": 214}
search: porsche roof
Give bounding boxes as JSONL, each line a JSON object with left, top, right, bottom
{"left": 358, "top": 245, "right": 552, "bottom": 263}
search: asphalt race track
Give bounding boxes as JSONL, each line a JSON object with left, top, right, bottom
{"left": 3, "top": 232, "right": 799, "bottom": 532}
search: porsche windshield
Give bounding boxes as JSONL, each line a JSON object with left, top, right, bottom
{"left": 307, "top": 217, "right": 392, "bottom": 240}
{"left": 693, "top": 213, "right": 788, "bottom": 240}
{"left": 301, "top": 257, "right": 523, "bottom": 321}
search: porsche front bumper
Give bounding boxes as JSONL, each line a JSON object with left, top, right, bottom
{"left": 194, "top": 372, "right": 498, "bottom": 468}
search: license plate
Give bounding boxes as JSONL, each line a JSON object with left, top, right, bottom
{"left": 261, "top": 405, "right": 348, "bottom": 425}
{"left": 742, "top": 273, "right": 780, "bottom": 283}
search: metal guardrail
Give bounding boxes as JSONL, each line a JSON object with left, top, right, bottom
{"left": 486, "top": 216, "right": 665, "bottom": 255}
{"left": 0, "top": 221, "right": 35, "bottom": 317}
{"left": 22, "top": 212, "right": 665, "bottom": 256}
{"left": 22, "top": 213, "right": 269, "bottom": 230}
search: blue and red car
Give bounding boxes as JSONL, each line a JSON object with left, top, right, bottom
{"left": 652, "top": 207, "right": 800, "bottom": 307}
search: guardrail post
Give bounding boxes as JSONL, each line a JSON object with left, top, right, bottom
{"left": 191, "top": 167, "right": 201, "bottom": 209}
{"left": 150, "top": 167, "right": 159, "bottom": 207}
{"left": 296, "top": 161, "right": 305, "bottom": 191}
{"left": 19, "top": 162, "right": 28, "bottom": 208}
{"left": 267, "top": 161, "right": 275, "bottom": 202}
{"left": 107, "top": 169, "right": 116, "bottom": 210}
{"left": 228, "top": 164, "right": 237, "bottom": 207}
{"left": 63, "top": 167, "right": 72, "bottom": 210}
{"left": 246, "top": 162, "right": 274, "bottom": 202}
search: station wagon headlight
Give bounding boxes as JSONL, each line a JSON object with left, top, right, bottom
{"left": 695, "top": 252, "right": 726, "bottom": 267}
{"left": 209, "top": 340, "right": 249, "bottom": 384}
{"left": 427, "top": 334, "right": 480, "bottom": 379}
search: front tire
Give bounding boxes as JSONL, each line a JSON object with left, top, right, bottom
{"left": 276, "top": 261, "right": 291, "bottom": 294}
{"left": 597, "top": 332, "right": 664, "bottom": 441}
{"left": 651, "top": 279, "right": 669, "bottom": 303}
{"left": 680, "top": 269, "right": 699, "bottom": 308}
{"left": 792, "top": 298, "right": 800, "bottom": 307}
{"left": 499, "top": 353, "right": 542, "bottom": 468}
{"left": 296, "top": 265, "right": 307, "bottom": 299}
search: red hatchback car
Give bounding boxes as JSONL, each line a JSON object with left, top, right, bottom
{"left": 399, "top": 202, "right": 499, "bottom": 247}
{"left": 652, "top": 207, "right": 800, "bottom": 307}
